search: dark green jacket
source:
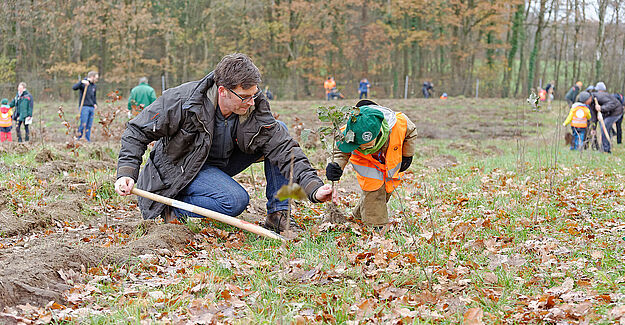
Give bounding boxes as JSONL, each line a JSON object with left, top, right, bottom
{"left": 9, "top": 90, "right": 33, "bottom": 122}
{"left": 117, "top": 72, "right": 324, "bottom": 220}
{"left": 128, "top": 83, "right": 157, "bottom": 111}
{"left": 565, "top": 85, "right": 580, "bottom": 103}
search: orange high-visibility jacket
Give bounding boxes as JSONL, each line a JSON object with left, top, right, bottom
{"left": 324, "top": 79, "right": 336, "bottom": 94}
{"left": 349, "top": 113, "right": 408, "bottom": 193}
{"left": 571, "top": 105, "right": 589, "bottom": 128}
{"left": 0, "top": 105, "right": 12, "bottom": 128}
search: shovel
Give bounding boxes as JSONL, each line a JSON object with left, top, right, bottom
{"left": 131, "top": 188, "right": 285, "bottom": 242}
{"left": 594, "top": 97, "right": 611, "bottom": 147}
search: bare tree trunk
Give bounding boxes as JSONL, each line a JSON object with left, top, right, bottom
{"left": 527, "top": 0, "right": 548, "bottom": 94}
{"left": 594, "top": 0, "right": 608, "bottom": 81}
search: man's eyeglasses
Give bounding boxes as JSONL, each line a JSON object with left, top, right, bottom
{"left": 226, "top": 87, "right": 262, "bottom": 103}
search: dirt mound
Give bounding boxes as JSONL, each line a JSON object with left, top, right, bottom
{"left": 0, "top": 142, "right": 33, "bottom": 155}
{"left": 34, "top": 148, "right": 59, "bottom": 163}
{"left": 125, "top": 221, "right": 194, "bottom": 255}
{"left": 0, "top": 220, "right": 193, "bottom": 309}
{"left": 33, "top": 159, "right": 115, "bottom": 180}
{"left": 322, "top": 203, "right": 347, "bottom": 224}
{"left": 0, "top": 242, "right": 97, "bottom": 308}
{"left": 88, "top": 147, "right": 116, "bottom": 162}
{"left": 424, "top": 155, "right": 458, "bottom": 169}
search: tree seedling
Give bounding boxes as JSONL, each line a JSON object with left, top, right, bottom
{"left": 316, "top": 105, "right": 354, "bottom": 223}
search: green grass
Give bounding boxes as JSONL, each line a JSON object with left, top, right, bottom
{"left": 1, "top": 98, "right": 624, "bottom": 323}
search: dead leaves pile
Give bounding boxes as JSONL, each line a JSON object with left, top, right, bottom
{"left": 2, "top": 165, "right": 625, "bottom": 323}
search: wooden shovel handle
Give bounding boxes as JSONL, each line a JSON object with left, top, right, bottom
{"left": 594, "top": 97, "right": 611, "bottom": 145}
{"left": 130, "top": 188, "right": 285, "bottom": 242}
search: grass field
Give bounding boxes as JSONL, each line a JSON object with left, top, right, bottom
{"left": 0, "top": 98, "right": 624, "bottom": 324}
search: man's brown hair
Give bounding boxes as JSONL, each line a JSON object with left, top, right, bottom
{"left": 214, "top": 53, "right": 261, "bottom": 90}
{"left": 87, "top": 71, "right": 98, "bottom": 78}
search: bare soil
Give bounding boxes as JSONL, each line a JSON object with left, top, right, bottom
{"left": 0, "top": 98, "right": 534, "bottom": 313}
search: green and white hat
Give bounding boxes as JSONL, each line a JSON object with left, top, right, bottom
{"left": 337, "top": 106, "right": 385, "bottom": 153}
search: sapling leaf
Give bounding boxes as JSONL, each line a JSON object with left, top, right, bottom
{"left": 275, "top": 183, "right": 307, "bottom": 201}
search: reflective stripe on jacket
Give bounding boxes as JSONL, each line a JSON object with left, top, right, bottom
{"left": 0, "top": 105, "right": 11, "bottom": 127}
{"left": 349, "top": 113, "right": 407, "bottom": 193}
{"left": 571, "top": 106, "right": 588, "bottom": 128}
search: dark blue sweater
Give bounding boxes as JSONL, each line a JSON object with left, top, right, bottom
{"left": 72, "top": 79, "right": 97, "bottom": 107}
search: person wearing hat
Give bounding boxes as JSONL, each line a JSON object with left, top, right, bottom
{"left": 563, "top": 91, "right": 592, "bottom": 150}
{"left": 0, "top": 98, "right": 12, "bottom": 142}
{"left": 591, "top": 82, "right": 623, "bottom": 153}
{"left": 565, "top": 81, "right": 583, "bottom": 106}
{"left": 325, "top": 100, "right": 418, "bottom": 227}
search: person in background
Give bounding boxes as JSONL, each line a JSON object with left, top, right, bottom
{"left": 612, "top": 92, "right": 624, "bottom": 145}
{"left": 591, "top": 82, "right": 623, "bottom": 153}
{"left": 440, "top": 92, "right": 448, "bottom": 99}
{"left": 565, "top": 81, "right": 583, "bottom": 106}
{"left": 264, "top": 86, "right": 274, "bottom": 100}
{"left": 538, "top": 87, "right": 547, "bottom": 102}
{"left": 325, "top": 100, "right": 418, "bottom": 228}
{"left": 115, "top": 53, "right": 333, "bottom": 235}
{"left": 422, "top": 81, "right": 433, "bottom": 98}
{"left": 562, "top": 91, "right": 591, "bottom": 151}
{"left": 324, "top": 77, "right": 336, "bottom": 101}
{"left": 72, "top": 71, "right": 99, "bottom": 142}
{"left": 9, "top": 82, "right": 33, "bottom": 142}
{"left": 0, "top": 98, "right": 12, "bottom": 142}
{"left": 545, "top": 81, "right": 555, "bottom": 109}
{"left": 128, "top": 77, "right": 157, "bottom": 118}
{"left": 358, "top": 78, "right": 370, "bottom": 99}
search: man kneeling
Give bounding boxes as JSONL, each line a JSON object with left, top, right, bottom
{"left": 115, "top": 53, "right": 332, "bottom": 233}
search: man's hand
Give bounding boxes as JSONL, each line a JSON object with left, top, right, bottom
{"left": 314, "top": 184, "right": 333, "bottom": 202}
{"left": 326, "top": 162, "right": 343, "bottom": 181}
{"left": 595, "top": 103, "right": 601, "bottom": 112}
{"left": 81, "top": 79, "right": 90, "bottom": 85}
{"left": 115, "top": 177, "right": 135, "bottom": 196}
{"left": 399, "top": 156, "right": 413, "bottom": 172}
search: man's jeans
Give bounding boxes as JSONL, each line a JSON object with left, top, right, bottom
{"left": 571, "top": 127, "right": 585, "bottom": 150}
{"left": 172, "top": 124, "right": 290, "bottom": 219}
{"left": 601, "top": 114, "right": 623, "bottom": 152}
{"left": 77, "top": 105, "right": 95, "bottom": 141}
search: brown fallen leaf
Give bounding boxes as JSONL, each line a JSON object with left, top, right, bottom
{"left": 463, "top": 307, "right": 484, "bottom": 325}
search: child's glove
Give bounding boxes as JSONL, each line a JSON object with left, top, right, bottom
{"left": 399, "top": 156, "right": 413, "bottom": 172}
{"left": 326, "top": 162, "right": 343, "bottom": 181}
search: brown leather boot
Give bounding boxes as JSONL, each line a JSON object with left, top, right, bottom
{"left": 161, "top": 207, "right": 178, "bottom": 224}
{"left": 262, "top": 210, "right": 302, "bottom": 233}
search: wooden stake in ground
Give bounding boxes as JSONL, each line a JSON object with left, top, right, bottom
{"left": 131, "top": 188, "right": 286, "bottom": 242}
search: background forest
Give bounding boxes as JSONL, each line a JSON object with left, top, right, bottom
{"left": 0, "top": 0, "right": 624, "bottom": 100}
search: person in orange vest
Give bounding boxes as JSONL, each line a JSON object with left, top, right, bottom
{"left": 562, "top": 91, "right": 592, "bottom": 151}
{"left": 0, "top": 98, "right": 12, "bottom": 142}
{"left": 324, "top": 77, "right": 336, "bottom": 101}
{"left": 325, "top": 100, "right": 418, "bottom": 227}
{"left": 440, "top": 92, "right": 448, "bottom": 99}
{"left": 538, "top": 87, "right": 547, "bottom": 102}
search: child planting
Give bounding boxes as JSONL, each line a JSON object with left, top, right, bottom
{"left": 325, "top": 100, "right": 417, "bottom": 227}
{"left": 562, "top": 91, "right": 592, "bottom": 151}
